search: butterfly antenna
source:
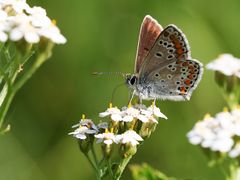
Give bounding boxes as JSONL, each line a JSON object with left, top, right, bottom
{"left": 92, "top": 71, "right": 128, "bottom": 78}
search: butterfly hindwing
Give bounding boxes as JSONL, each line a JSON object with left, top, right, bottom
{"left": 146, "top": 59, "right": 203, "bottom": 100}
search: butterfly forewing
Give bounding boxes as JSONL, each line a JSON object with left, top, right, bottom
{"left": 134, "top": 15, "right": 163, "bottom": 74}
{"left": 137, "top": 24, "right": 203, "bottom": 100}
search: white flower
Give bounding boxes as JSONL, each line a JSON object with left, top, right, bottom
{"left": 9, "top": 13, "right": 41, "bottom": 43}
{"left": 69, "top": 119, "right": 98, "bottom": 140}
{"left": 187, "top": 107, "right": 240, "bottom": 157}
{"left": 0, "top": 0, "right": 66, "bottom": 44}
{"left": 116, "top": 130, "right": 143, "bottom": 146}
{"left": 0, "top": 0, "right": 31, "bottom": 14}
{"left": 99, "top": 106, "right": 123, "bottom": 121}
{"left": 121, "top": 106, "right": 140, "bottom": 122}
{"left": 100, "top": 104, "right": 167, "bottom": 124}
{"left": 69, "top": 126, "right": 97, "bottom": 140}
{"left": 229, "top": 143, "right": 240, "bottom": 158}
{"left": 187, "top": 116, "right": 216, "bottom": 147}
{"left": 0, "top": 10, "right": 8, "bottom": 42}
{"left": 122, "top": 104, "right": 167, "bottom": 123}
{"left": 210, "top": 137, "right": 234, "bottom": 153}
{"left": 95, "top": 132, "right": 116, "bottom": 145}
{"left": 206, "top": 54, "right": 240, "bottom": 78}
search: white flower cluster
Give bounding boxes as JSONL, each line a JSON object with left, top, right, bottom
{"left": 0, "top": 0, "right": 66, "bottom": 44}
{"left": 187, "top": 108, "right": 240, "bottom": 158}
{"left": 206, "top": 54, "right": 240, "bottom": 78}
{"left": 99, "top": 104, "right": 167, "bottom": 123}
{"left": 70, "top": 104, "right": 167, "bottom": 146}
{"left": 69, "top": 119, "right": 107, "bottom": 140}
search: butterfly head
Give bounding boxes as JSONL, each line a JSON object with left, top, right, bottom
{"left": 126, "top": 74, "right": 138, "bottom": 88}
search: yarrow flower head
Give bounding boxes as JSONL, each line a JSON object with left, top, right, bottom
{"left": 0, "top": 0, "right": 66, "bottom": 44}
{"left": 69, "top": 118, "right": 98, "bottom": 140}
{"left": 206, "top": 54, "right": 240, "bottom": 78}
{"left": 116, "top": 130, "right": 143, "bottom": 146}
{"left": 70, "top": 103, "right": 168, "bottom": 178}
{"left": 94, "top": 130, "right": 116, "bottom": 145}
{"left": 99, "top": 103, "right": 167, "bottom": 123}
{"left": 187, "top": 107, "right": 240, "bottom": 157}
{"left": 99, "top": 104, "right": 122, "bottom": 121}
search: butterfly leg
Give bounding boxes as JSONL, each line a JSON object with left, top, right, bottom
{"left": 152, "top": 98, "right": 156, "bottom": 106}
{"left": 128, "top": 90, "right": 136, "bottom": 105}
{"left": 139, "top": 97, "right": 142, "bottom": 105}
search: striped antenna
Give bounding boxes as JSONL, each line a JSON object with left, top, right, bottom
{"left": 92, "top": 72, "right": 128, "bottom": 77}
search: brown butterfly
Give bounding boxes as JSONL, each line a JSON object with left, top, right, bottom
{"left": 126, "top": 15, "right": 203, "bottom": 102}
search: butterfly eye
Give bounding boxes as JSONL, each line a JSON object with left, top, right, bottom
{"left": 129, "top": 76, "right": 137, "bottom": 85}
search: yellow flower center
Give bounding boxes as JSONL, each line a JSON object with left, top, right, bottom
{"left": 204, "top": 113, "right": 211, "bottom": 119}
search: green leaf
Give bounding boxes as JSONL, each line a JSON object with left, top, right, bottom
{"left": 130, "top": 163, "right": 177, "bottom": 180}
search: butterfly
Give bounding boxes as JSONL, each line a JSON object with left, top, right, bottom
{"left": 126, "top": 15, "right": 203, "bottom": 102}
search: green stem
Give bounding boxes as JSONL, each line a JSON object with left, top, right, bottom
{"left": 0, "top": 42, "right": 53, "bottom": 131}
{"left": 85, "top": 153, "right": 99, "bottom": 174}
{"left": 227, "top": 164, "right": 240, "bottom": 180}
{"left": 0, "top": 86, "right": 15, "bottom": 129}
{"left": 91, "top": 146, "right": 99, "bottom": 166}
{"left": 114, "top": 155, "right": 132, "bottom": 180}
{"left": 13, "top": 44, "right": 53, "bottom": 93}
{"left": 0, "top": 59, "right": 19, "bottom": 129}
{"left": 107, "top": 159, "right": 114, "bottom": 179}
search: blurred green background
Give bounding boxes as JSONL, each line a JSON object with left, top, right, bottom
{"left": 0, "top": 0, "right": 239, "bottom": 179}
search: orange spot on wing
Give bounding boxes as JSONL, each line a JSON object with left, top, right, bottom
{"left": 182, "top": 62, "right": 189, "bottom": 66}
{"left": 184, "top": 79, "right": 191, "bottom": 85}
{"left": 177, "top": 48, "right": 184, "bottom": 55}
{"left": 175, "top": 42, "right": 181, "bottom": 48}
{"left": 180, "top": 86, "right": 186, "bottom": 94}
{"left": 187, "top": 74, "right": 194, "bottom": 79}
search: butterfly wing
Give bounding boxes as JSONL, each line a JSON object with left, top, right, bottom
{"left": 137, "top": 25, "right": 203, "bottom": 100}
{"left": 134, "top": 15, "right": 163, "bottom": 74}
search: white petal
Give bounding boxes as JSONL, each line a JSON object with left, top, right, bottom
{"left": 94, "top": 134, "right": 104, "bottom": 139}
{"left": 137, "top": 114, "right": 149, "bottom": 123}
{"left": 104, "top": 139, "right": 113, "bottom": 145}
{"left": 10, "top": 29, "right": 23, "bottom": 41}
{"left": 206, "top": 54, "right": 240, "bottom": 77}
{"left": 76, "top": 134, "right": 87, "bottom": 139}
{"left": 85, "top": 129, "right": 97, "bottom": 134}
{"left": 111, "top": 114, "right": 122, "bottom": 121}
{"left": 24, "top": 32, "right": 40, "bottom": 43}
{"left": 188, "top": 136, "right": 202, "bottom": 145}
{"left": 0, "top": 31, "right": 7, "bottom": 42}
{"left": 122, "top": 115, "right": 133, "bottom": 122}
{"left": 201, "top": 139, "right": 214, "bottom": 148}
{"left": 99, "top": 112, "right": 110, "bottom": 117}
{"left": 153, "top": 107, "right": 168, "bottom": 119}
